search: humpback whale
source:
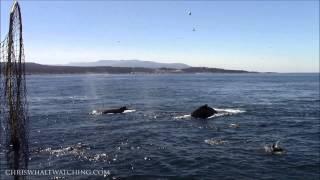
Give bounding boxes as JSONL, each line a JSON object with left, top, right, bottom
{"left": 191, "top": 104, "right": 217, "bottom": 119}
{"left": 271, "top": 141, "right": 284, "bottom": 154}
{"left": 102, "top": 106, "right": 128, "bottom": 114}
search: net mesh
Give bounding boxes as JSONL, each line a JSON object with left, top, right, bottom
{"left": 0, "top": 1, "right": 29, "bottom": 176}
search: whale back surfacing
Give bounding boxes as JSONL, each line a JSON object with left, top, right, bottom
{"left": 102, "top": 106, "right": 128, "bottom": 114}
{"left": 191, "top": 104, "right": 217, "bottom": 119}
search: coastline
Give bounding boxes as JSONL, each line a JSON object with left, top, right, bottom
{"left": 23, "top": 63, "right": 256, "bottom": 75}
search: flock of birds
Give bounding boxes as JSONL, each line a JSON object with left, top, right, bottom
{"left": 188, "top": 10, "right": 196, "bottom": 32}
{"left": 108, "top": 10, "right": 285, "bottom": 154}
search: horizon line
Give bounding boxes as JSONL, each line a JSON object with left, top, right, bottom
{"left": 22, "top": 61, "right": 320, "bottom": 74}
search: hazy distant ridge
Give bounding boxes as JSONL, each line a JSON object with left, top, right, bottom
{"left": 67, "top": 60, "right": 190, "bottom": 69}
{"left": 22, "top": 62, "right": 254, "bottom": 74}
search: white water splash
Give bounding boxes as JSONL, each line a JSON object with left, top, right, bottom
{"left": 264, "top": 145, "right": 273, "bottom": 153}
{"left": 264, "top": 142, "right": 285, "bottom": 155}
{"left": 214, "top": 108, "right": 246, "bottom": 114}
{"left": 90, "top": 110, "right": 102, "bottom": 115}
{"left": 37, "top": 143, "right": 90, "bottom": 157}
{"left": 123, "top": 109, "right": 136, "bottom": 113}
{"left": 90, "top": 109, "right": 136, "bottom": 115}
{"left": 229, "top": 123, "right": 240, "bottom": 128}
{"left": 33, "top": 143, "right": 115, "bottom": 162}
{"left": 174, "top": 114, "right": 191, "bottom": 119}
{"left": 204, "top": 138, "right": 228, "bottom": 145}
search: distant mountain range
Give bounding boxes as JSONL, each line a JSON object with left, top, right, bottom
{"left": 21, "top": 62, "right": 254, "bottom": 74}
{"left": 67, "top": 60, "right": 190, "bottom": 69}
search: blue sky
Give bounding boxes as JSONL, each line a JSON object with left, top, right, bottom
{"left": 1, "top": 0, "right": 319, "bottom": 72}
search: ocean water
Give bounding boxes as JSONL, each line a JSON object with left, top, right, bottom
{"left": 2, "top": 73, "right": 320, "bottom": 179}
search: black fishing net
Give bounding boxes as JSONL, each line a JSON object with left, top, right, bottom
{"left": 0, "top": 1, "right": 29, "bottom": 178}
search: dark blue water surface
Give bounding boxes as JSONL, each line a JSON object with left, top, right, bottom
{"left": 10, "top": 73, "right": 320, "bottom": 179}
